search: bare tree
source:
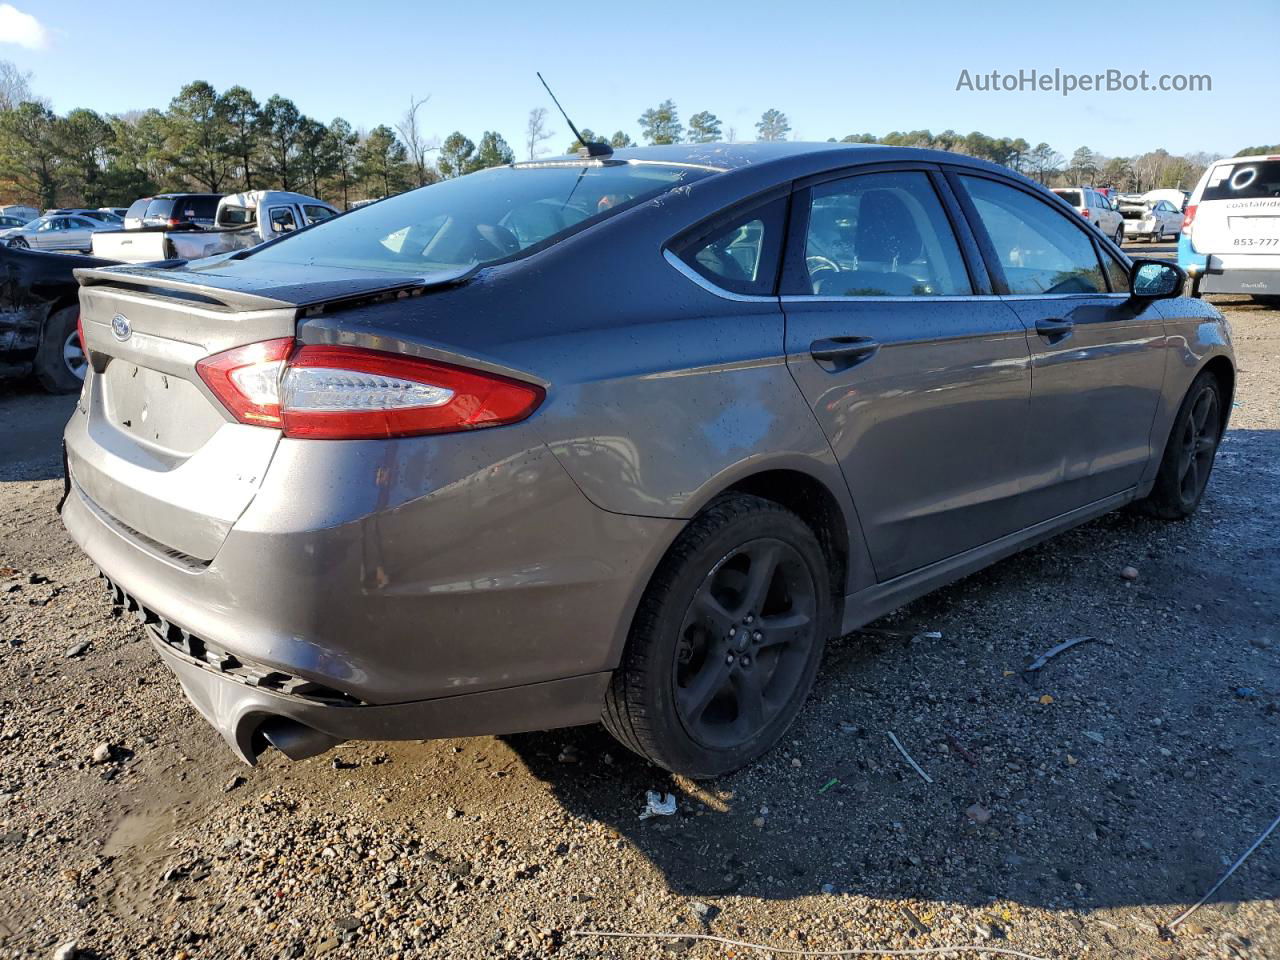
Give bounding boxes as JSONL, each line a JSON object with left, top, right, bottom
{"left": 395, "top": 94, "right": 437, "bottom": 187}
{"left": 525, "top": 107, "right": 554, "bottom": 160}
{"left": 0, "top": 59, "right": 35, "bottom": 110}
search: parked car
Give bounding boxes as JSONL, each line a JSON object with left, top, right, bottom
{"left": 63, "top": 143, "right": 1233, "bottom": 777}
{"left": 1117, "top": 195, "right": 1183, "bottom": 242}
{"left": 0, "top": 245, "right": 117, "bottom": 391}
{"left": 139, "top": 193, "right": 223, "bottom": 229}
{"left": 100, "top": 207, "right": 130, "bottom": 219}
{"left": 91, "top": 191, "right": 339, "bottom": 263}
{"left": 1180, "top": 153, "right": 1280, "bottom": 303}
{"left": 0, "top": 204, "right": 40, "bottom": 223}
{"left": 0, "top": 215, "right": 30, "bottom": 230}
{"left": 48, "top": 208, "right": 123, "bottom": 224}
{"left": 1143, "top": 189, "right": 1189, "bottom": 212}
{"left": 1051, "top": 186, "right": 1125, "bottom": 245}
{"left": 1, "top": 214, "right": 114, "bottom": 253}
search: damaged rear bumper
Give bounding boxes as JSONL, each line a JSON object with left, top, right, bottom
{"left": 102, "top": 572, "right": 611, "bottom": 764}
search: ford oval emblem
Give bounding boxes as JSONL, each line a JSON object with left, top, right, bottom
{"left": 111, "top": 314, "right": 131, "bottom": 342}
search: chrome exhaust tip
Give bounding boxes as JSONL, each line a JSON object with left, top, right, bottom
{"left": 257, "top": 717, "right": 345, "bottom": 761}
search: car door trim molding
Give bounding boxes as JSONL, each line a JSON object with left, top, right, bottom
{"left": 779, "top": 294, "right": 1006, "bottom": 303}
{"left": 661, "top": 248, "right": 780, "bottom": 303}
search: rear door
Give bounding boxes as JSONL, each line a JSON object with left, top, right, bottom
{"left": 1194, "top": 159, "right": 1280, "bottom": 254}
{"left": 951, "top": 171, "right": 1166, "bottom": 518}
{"left": 781, "top": 165, "right": 1034, "bottom": 581}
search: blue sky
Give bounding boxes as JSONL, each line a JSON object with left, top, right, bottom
{"left": 3, "top": 0, "right": 1273, "bottom": 158}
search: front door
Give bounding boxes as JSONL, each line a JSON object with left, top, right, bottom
{"left": 951, "top": 172, "right": 1167, "bottom": 518}
{"left": 781, "top": 168, "right": 1033, "bottom": 581}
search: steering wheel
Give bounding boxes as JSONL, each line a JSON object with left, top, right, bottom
{"left": 806, "top": 254, "right": 840, "bottom": 289}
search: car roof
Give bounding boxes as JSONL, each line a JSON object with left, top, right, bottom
{"left": 520, "top": 141, "right": 1019, "bottom": 179}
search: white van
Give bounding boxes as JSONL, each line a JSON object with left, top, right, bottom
{"left": 1180, "top": 154, "right": 1280, "bottom": 301}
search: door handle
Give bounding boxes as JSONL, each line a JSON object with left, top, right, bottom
{"left": 810, "top": 336, "right": 880, "bottom": 369}
{"left": 1035, "top": 318, "right": 1074, "bottom": 342}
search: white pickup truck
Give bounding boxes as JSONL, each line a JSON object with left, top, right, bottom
{"left": 90, "top": 190, "right": 338, "bottom": 264}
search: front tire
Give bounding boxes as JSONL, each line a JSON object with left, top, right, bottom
{"left": 1140, "top": 370, "right": 1224, "bottom": 519}
{"left": 7, "top": 236, "right": 29, "bottom": 249}
{"left": 1113, "top": 226, "right": 1124, "bottom": 246}
{"left": 34, "top": 305, "right": 87, "bottom": 393}
{"left": 602, "top": 494, "right": 831, "bottom": 778}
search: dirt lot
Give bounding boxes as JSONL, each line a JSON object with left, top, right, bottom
{"left": 1, "top": 264, "right": 1277, "bottom": 959}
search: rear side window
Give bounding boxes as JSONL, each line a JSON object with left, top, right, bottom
{"left": 960, "top": 176, "right": 1105, "bottom": 295}
{"left": 795, "top": 171, "right": 972, "bottom": 297}
{"left": 304, "top": 204, "right": 335, "bottom": 223}
{"left": 673, "top": 196, "right": 787, "bottom": 297}
{"left": 269, "top": 207, "right": 299, "bottom": 232}
{"left": 125, "top": 198, "right": 150, "bottom": 220}
{"left": 1202, "top": 161, "right": 1280, "bottom": 202}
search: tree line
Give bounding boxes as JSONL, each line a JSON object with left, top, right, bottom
{"left": 0, "top": 63, "right": 1235, "bottom": 213}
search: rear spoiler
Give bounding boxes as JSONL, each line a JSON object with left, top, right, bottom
{"left": 72, "top": 263, "right": 474, "bottom": 313}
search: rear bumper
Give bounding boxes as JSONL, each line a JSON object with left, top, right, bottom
{"left": 61, "top": 413, "right": 682, "bottom": 759}
{"left": 149, "top": 621, "right": 611, "bottom": 764}
{"left": 1200, "top": 265, "right": 1280, "bottom": 295}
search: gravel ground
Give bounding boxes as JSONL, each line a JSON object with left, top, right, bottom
{"left": 1, "top": 273, "right": 1277, "bottom": 959}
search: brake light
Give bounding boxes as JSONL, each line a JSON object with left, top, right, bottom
{"left": 76, "top": 313, "right": 86, "bottom": 354}
{"left": 196, "top": 340, "right": 544, "bottom": 440}
{"left": 1182, "top": 204, "right": 1197, "bottom": 232}
{"left": 1080, "top": 208, "right": 1090, "bottom": 218}
{"left": 167, "top": 218, "right": 181, "bottom": 227}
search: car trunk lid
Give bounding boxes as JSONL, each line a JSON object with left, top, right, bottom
{"left": 69, "top": 261, "right": 469, "bottom": 562}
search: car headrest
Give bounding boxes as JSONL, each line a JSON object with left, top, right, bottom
{"left": 855, "top": 190, "right": 922, "bottom": 264}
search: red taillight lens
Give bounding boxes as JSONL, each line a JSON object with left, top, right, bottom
{"left": 1181, "top": 204, "right": 1197, "bottom": 231}
{"left": 1080, "top": 208, "right": 1091, "bottom": 218}
{"left": 196, "top": 340, "right": 544, "bottom": 440}
{"left": 167, "top": 218, "right": 181, "bottom": 227}
{"left": 196, "top": 337, "right": 293, "bottom": 427}
{"left": 76, "top": 313, "right": 86, "bottom": 354}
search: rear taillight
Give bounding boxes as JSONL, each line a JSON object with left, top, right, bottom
{"left": 167, "top": 218, "right": 181, "bottom": 227}
{"left": 1080, "top": 208, "right": 1090, "bottom": 219}
{"left": 196, "top": 340, "right": 544, "bottom": 440}
{"left": 1182, "top": 204, "right": 1197, "bottom": 232}
{"left": 76, "top": 313, "right": 86, "bottom": 354}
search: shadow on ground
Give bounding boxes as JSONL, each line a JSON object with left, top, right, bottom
{"left": 505, "top": 427, "right": 1280, "bottom": 914}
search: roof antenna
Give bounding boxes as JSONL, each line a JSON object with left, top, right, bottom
{"left": 537, "top": 72, "right": 613, "bottom": 160}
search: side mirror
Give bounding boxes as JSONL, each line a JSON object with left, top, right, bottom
{"left": 1129, "top": 258, "right": 1185, "bottom": 301}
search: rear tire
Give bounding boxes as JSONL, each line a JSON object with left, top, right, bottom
{"left": 602, "top": 494, "right": 831, "bottom": 778}
{"left": 1113, "top": 226, "right": 1124, "bottom": 247}
{"left": 1139, "top": 370, "right": 1224, "bottom": 520}
{"left": 34, "top": 306, "right": 86, "bottom": 394}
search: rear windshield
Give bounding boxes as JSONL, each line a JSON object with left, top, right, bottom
{"left": 1202, "top": 161, "right": 1280, "bottom": 202}
{"left": 245, "top": 161, "right": 713, "bottom": 273}
{"left": 1053, "top": 189, "right": 1083, "bottom": 206}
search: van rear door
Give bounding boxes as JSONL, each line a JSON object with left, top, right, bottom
{"left": 1191, "top": 158, "right": 1280, "bottom": 254}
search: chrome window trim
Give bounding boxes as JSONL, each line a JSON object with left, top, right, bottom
{"left": 998, "top": 292, "right": 1131, "bottom": 301}
{"left": 662, "top": 248, "right": 779, "bottom": 303}
{"left": 779, "top": 294, "right": 1005, "bottom": 303}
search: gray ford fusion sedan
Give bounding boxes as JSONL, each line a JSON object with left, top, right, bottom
{"left": 62, "top": 142, "right": 1233, "bottom": 777}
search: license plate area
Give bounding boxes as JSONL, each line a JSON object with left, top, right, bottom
{"left": 102, "top": 360, "right": 225, "bottom": 456}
